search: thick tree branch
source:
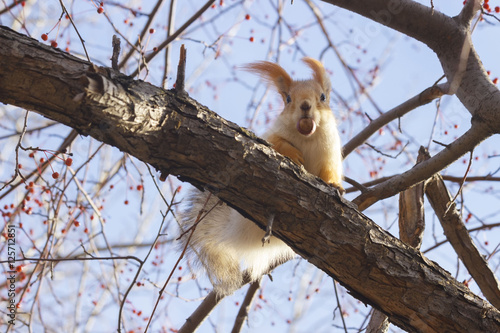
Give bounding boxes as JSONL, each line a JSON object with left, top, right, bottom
{"left": 1, "top": 26, "right": 500, "bottom": 332}
{"left": 353, "top": 122, "right": 492, "bottom": 210}
{"left": 321, "top": 0, "right": 500, "bottom": 210}
{"left": 426, "top": 168, "right": 500, "bottom": 310}
{"left": 321, "top": 0, "right": 500, "bottom": 131}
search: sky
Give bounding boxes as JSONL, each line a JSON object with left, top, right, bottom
{"left": 1, "top": 1, "right": 500, "bottom": 332}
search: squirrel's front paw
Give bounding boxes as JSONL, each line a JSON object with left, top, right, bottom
{"left": 267, "top": 134, "right": 304, "bottom": 166}
{"left": 288, "top": 149, "right": 305, "bottom": 166}
{"left": 331, "top": 183, "right": 345, "bottom": 196}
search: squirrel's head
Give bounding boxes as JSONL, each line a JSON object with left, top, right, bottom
{"left": 244, "top": 57, "right": 332, "bottom": 137}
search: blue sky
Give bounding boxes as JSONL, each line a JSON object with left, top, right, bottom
{"left": 1, "top": 1, "right": 500, "bottom": 332}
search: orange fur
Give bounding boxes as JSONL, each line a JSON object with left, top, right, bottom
{"left": 249, "top": 57, "right": 344, "bottom": 190}
{"left": 267, "top": 134, "right": 304, "bottom": 165}
{"left": 319, "top": 166, "right": 344, "bottom": 191}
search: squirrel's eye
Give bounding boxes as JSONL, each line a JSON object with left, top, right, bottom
{"left": 286, "top": 95, "right": 292, "bottom": 104}
{"left": 320, "top": 93, "right": 326, "bottom": 102}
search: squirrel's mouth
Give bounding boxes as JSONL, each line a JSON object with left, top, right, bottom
{"left": 296, "top": 117, "right": 316, "bottom": 136}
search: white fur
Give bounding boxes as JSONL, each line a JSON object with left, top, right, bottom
{"left": 180, "top": 192, "right": 295, "bottom": 295}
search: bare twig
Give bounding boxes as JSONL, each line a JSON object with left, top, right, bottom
{"left": 333, "top": 280, "right": 348, "bottom": 333}
{"left": 231, "top": 279, "right": 261, "bottom": 333}
{"left": 343, "top": 84, "right": 445, "bottom": 157}
{"left": 111, "top": 35, "right": 121, "bottom": 70}
{"left": 365, "top": 141, "right": 409, "bottom": 159}
{"left": 120, "top": 189, "right": 179, "bottom": 333}
{"left": 145, "top": 191, "right": 214, "bottom": 333}
{"left": 304, "top": 0, "right": 383, "bottom": 115}
{"left": 0, "top": 111, "right": 29, "bottom": 192}
{"left": 163, "top": 0, "right": 178, "bottom": 88}
{"left": 423, "top": 223, "right": 500, "bottom": 253}
{"left": 0, "top": 129, "right": 78, "bottom": 200}
{"left": 445, "top": 150, "right": 474, "bottom": 216}
{"left": 17, "top": 254, "right": 142, "bottom": 264}
{"left": 130, "top": 0, "right": 215, "bottom": 77}
{"left": 175, "top": 44, "right": 187, "bottom": 94}
{"left": 117, "top": 0, "right": 167, "bottom": 69}
{"left": 343, "top": 176, "right": 369, "bottom": 194}
{"left": 58, "top": 0, "right": 91, "bottom": 62}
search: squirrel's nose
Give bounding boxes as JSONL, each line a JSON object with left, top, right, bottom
{"left": 300, "top": 101, "right": 311, "bottom": 112}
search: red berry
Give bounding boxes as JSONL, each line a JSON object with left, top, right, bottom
{"left": 124, "top": 200, "right": 129, "bottom": 205}
{"left": 249, "top": 36, "right": 254, "bottom": 42}
{"left": 136, "top": 185, "right": 143, "bottom": 191}
{"left": 149, "top": 28, "right": 155, "bottom": 34}
{"left": 245, "top": 14, "right": 251, "bottom": 20}
{"left": 41, "top": 34, "right": 48, "bottom": 41}
{"left": 74, "top": 221, "right": 80, "bottom": 227}
{"left": 496, "top": 6, "right": 500, "bottom": 13}
{"left": 65, "top": 158, "right": 73, "bottom": 166}
{"left": 52, "top": 172, "right": 59, "bottom": 179}
{"left": 50, "top": 40, "right": 58, "bottom": 48}
{"left": 97, "top": 6, "right": 104, "bottom": 14}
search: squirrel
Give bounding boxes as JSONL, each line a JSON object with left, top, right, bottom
{"left": 180, "top": 57, "right": 344, "bottom": 296}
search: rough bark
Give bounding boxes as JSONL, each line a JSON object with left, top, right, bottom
{"left": 1, "top": 26, "right": 500, "bottom": 332}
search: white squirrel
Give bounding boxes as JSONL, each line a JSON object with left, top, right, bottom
{"left": 180, "top": 57, "right": 343, "bottom": 296}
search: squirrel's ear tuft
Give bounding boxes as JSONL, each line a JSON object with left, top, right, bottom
{"left": 242, "top": 61, "right": 292, "bottom": 102}
{"left": 302, "top": 57, "right": 331, "bottom": 96}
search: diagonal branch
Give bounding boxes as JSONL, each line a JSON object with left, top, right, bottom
{"left": 342, "top": 84, "right": 446, "bottom": 157}
{"left": 426, "top": 165, "right": 500, "bottom": 310}
{"left": 321, "top": 0, "right": 500, "bottom": 130}
{"left": 353, "top": 122, "right": 493, "bottom": 210}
